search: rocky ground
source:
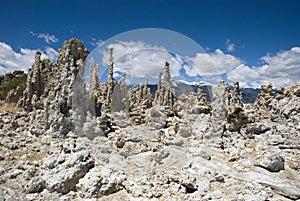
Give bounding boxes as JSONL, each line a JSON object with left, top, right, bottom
{"left": 0, "top": 38, "right": 299, "bottom": 200}
{"left": 0, "top": 83, "right": 300, "bottom": 200}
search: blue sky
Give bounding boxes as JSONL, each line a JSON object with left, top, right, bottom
{"left": 0, "top": 0, "right": 299, "bottom": 88}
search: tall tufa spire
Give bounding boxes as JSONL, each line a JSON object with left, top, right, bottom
{"left": 163, "top": 61, "right": 171, "bottom": 84}
{"left": 89, "top": 58, "right": 99, "bottom": 96}
{"left": 108, "top": 47, "right": 114, "bottom": 83}
{"left": 154, "top": 61, "right": 175, "bottom": 109}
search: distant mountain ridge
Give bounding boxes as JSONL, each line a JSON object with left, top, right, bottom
{"left": 240, "top": 88, "right": 261, "bottom": 103}
{"left": 146, "top": 80, "right": 261, "bottom": 103}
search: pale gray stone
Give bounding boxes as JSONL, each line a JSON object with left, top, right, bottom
{"left": 77, "top": 166, "right": 125, "bottom": 198}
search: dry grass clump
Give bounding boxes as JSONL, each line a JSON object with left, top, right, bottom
{"left": 0, "top": 102, "right": 23, "bottom": 113}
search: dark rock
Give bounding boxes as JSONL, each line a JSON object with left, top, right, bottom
{"left": 25, "top": 177, "right": 45, "bottom": 193}
{"left": 246, "top": 124, "right": 271, "bottom": 135}
{"left": 210, "top": 174, "right": 225, "bottom": 183}
{"left": 256, "top": 153, "right": 285, "bottom": 172}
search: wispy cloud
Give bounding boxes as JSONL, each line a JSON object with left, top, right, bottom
{"left": 30, "top": 31, "right": 58, "bottom": 44}
{"left": 91, "top": 38, "right": 104, "bottom": 47}
{"left": 0, "top": 42, "right": 57, "bottom": 75}
{"left": 226, "top": 38, "right": 235, "bottom": 52}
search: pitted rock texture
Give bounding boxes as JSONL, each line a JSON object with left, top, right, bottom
{"left": 1, "top": 82, "right": 300, "bottom": 200}
{"left": 20, "top": 38, "right": 90, "bottom": 136}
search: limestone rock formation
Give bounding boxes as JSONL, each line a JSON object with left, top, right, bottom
{"left": 204, "top": 81, "right": 227, "bottom": 146}
{"left": 154, "top": 62, "right": 176, "bottom": 109}
{"left": 89, "top": 58, "right": 100, "bottom": 97}
{"left": 93, "top": 48, "right": 118, "bottom": 111}
{"left": 270, "top": 82, "right": 300, "bottom": 120}
{"left": 226, "top": 81, "right": 243, "bottom": 108}
{"left": 174, "top": 88, "right": 211, "bottom": 117}
{"left": 21, "top": 38, "right": 89, "bottom": 135}
{"left": 111, "top": 74, "right": 128, "bottom": 112}
{"left": 226, "top": 81, "right": 249, "bottom": 132}
{"left": 127, "top": 79, "right": 153, "bottom": 125}
{"left": 128, "top": 79, "right": 153, "bottom": 110}
{"left": 254, "top": 83, "right": 274, "bottom": 110}
{"left": 22, "top": 52, "right": 48, "bottom": 111}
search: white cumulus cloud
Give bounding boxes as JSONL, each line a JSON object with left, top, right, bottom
{"left": 30, "top": 31, "right": 58, "bottom": 44}
{"left": 95, "top": 40, "right": 299, "bottom": 87}
{"left": 100, "top": 41, "right": 244, "bottom": 82}
{"left": 227, "top": 47, "right": 300, "bottom": 88}
{"left": 101, "top": 41, "right": 183, "bottom": 80}
{"left": 0, "top": 42, "right": 58, "bottom": 75}
{"left": 185, "top": 49, "right": 242, "bottom": 76}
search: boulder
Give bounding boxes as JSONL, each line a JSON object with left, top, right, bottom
{"left": 256, "top": 152, "right": 285, "bottom": 172}
{"left": 145, "top": 107, "right": 167, "bottom": 129}
{"left": 177, "top": 126, "right": 191, "bottom": 138}
{"left": 27, "top": 150, "right": 94, "bottom": 194}
{"left": 77, "top": 166, "right": 125, "bottom": 198}
{"left": 245, "top": 123, "right": 271, "bottom": 135}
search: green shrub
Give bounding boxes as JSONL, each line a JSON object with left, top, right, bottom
{"left": 0, "top": 74, "right": 27, "bottom": 100}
